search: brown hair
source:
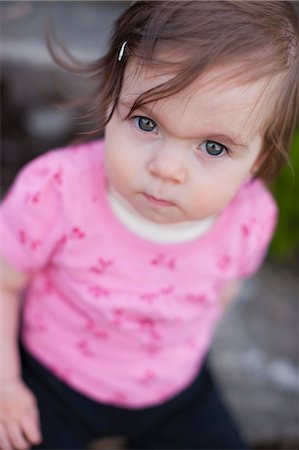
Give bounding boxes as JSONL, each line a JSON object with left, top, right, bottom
{"left": 49, "top": 1, "right": 299, "bottom": 181}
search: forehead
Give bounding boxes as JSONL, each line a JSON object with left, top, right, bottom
{"left": 120, "top": 59, "right": 272, "bottom": 139}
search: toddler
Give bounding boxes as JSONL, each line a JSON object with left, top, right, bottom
{"left": 0, "top": 1, "right": 298, "bottom": 450}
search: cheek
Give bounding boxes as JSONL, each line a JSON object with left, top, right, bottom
{"left": 104, "top": 141, "right": 137, "bottom": 192}
{"left": 189, "top": 171, "right": 247, "bottom": 218}
{"left": 195, "top": 190, "right": 233, "bottom": 216}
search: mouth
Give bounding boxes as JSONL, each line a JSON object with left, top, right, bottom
{"left": 143, "top": 193, "right": 175, "bottom": 207}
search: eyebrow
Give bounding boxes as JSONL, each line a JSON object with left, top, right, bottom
{"left": 202, "top": 133, "right": 249, "bottom": 149}
{"left": 119, "top": 100, "right": 249, "bottom": 149}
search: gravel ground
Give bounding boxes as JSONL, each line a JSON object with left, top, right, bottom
{"left": 210, "top": 259, "right": 299, "bottom": 448}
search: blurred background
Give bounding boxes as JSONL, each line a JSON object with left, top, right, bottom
{"left": 1, "top": 2, "right": 298, "bottom": 449}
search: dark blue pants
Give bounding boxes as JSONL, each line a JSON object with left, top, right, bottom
{"left": 21, "top": 346, "right": 248, "bottom": 450}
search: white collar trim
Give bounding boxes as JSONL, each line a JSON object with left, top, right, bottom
{"left": 107, "top": 188, "right": 215, "bottom": 244}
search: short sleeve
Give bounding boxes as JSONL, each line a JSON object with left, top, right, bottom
{"left": 0, "top": 151, "right": 65, "bottom": 273}
{"left": 238, "top": 180, "right": 278, "bottom": 278}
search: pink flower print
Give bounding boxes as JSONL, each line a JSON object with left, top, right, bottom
{"left": 185, "top": 337, "right": 197, "bottom": 350}
{"left": 150, "top": 329, "right": 161, "bottom": 341}
{"left": 85, "top": 318, "right": 109, "bottom": 339}
{"left": 241, "top": 224, "right": 250, "bottom": 237}
{"left": 71, "top": 227, "right": 86, "bottom": 239}
{"left": 32, "top": 312, "right": 47, "bottom": 332}
{"left": 138, "top": 317, "right": 154, "bottom": 330}
{"left": 85, "top": 318, "right": 96, "bottom": 331}
{"left": 139, "top": 286, "right": 173, "bottom": 303}
{"left": 110, "top": 391, "right": 127, "bottom": 405}
{"left": 25, "top": 191, "right": 41, "bottom": 204}
{"left": 138, "top": 318, "right": 161, "bottom": 340}
{"left": 99, "top": 257, "right": 113, "bottom": 268}
{"left": 88, "top": 285, "right": 110, "bottom": 299}
{"left": 32, "top": 191, "right": 41, "bottom": 203}
{"left": 137, "top": 370, "right": 157, "bottom": 386}
{"left": 36, "top": 166, "right": 50, "bottom": 177}
{"left": 212, "top": 280, "right": 224, "bottom": 293}
{"left": 111, "top": 309, "right": 124, "bottom": 326}
{"left": 55, "top": 235, "right": 67, "bottom": 253}
{"left": 93, "top": 329, "right": 109, "bottom": 340}
{"left": 160, "top": 286, "right": 174, "bottom": 296}
{"left": 53, "top": 170, "right": 63, "bottom": 185}
{"left": 90, "top": 258, "right": 113, "bottom": 275}
{"left": 19, "top": 229, "right": 27, "bottom": 245}
{"left": 31, "top": 240, "right": 42, "bottom": 251}
{"left": 186, "top": 292, "right": 207, "bottom": 303}
{"left": 144, "top": 343, "right": 161, "bottom": 355}
{"left": 217, "top": 254, "right": 231, "bottom": 271}
{"left": 150, "top": 254, "right": 163, "bottom": 266}
{"left": 150, "top": 254, "right": 176, "bottom": 270}
{"left": 139, "top": 292, "right": 158, "bottom": 303}
{"left": 43, "top": 279, "right": 53, "bottom": 294}
{"left": 157, "top": 389, "right": 173, "bottom": 403}
{"left": 167, "top": 258, "right": 176, "bottom": 270}
{"left": 24, "top": 192, "right": 31, "bottom": 204}
{"left": 18, "top": 228, "right": 42, "bottom": 251}
{"left": 50, "top": 364, "right": 72, "bottom": 383}
{"left": 76, "top": 338, "right": 94, "bottom": 357}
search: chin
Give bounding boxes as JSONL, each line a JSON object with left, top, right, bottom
{"left": 141, "top": 211, "right": 183, "bottom": 224}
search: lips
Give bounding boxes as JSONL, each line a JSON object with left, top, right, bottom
{"left": 143, "top": 193, "right": 175, "bottom": 207}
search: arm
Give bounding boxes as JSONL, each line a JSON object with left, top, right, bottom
{"left": 0, "top": 255, "right": 29, "bottom": 382}
{"left": 0, "top": 255, "right": 42, "bottom": 450}
{"left": 219, "top": 281, "right": 241, "bottom": 311}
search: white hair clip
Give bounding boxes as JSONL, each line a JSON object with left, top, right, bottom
{"left": 118, "top": 41, "right": 128, "bottom": 62}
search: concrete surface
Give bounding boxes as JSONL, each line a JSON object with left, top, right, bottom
{"left": 210, "top": 260, "right": 299, "bottom": 447}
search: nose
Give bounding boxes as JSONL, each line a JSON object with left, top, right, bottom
{"left": 147, "top": 145, "right": 186, "bottom": 184}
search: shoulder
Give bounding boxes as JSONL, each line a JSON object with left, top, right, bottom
{"left": 246, "top": 178, "right": 277, "bottom": 213}
{"left": 18, "top": 139, "right": 104, "bottom": 178}
{"left": 6, "top": 139, "right": 105, "bottom": 196}
{"left": 229, "top": 179, "right": 278, "bottom": 277}
{"left": 233, "top": 178, "right": 277, "bottom": 221}
{"left": 0, "top": 140, "right": 105, "bottom": 271}
{"left": 1, "top": 138, "right": 105, "bottom": 217}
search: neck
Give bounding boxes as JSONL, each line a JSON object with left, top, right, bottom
{"left": 107, "top": 187, "right": 215, "bottom": 244}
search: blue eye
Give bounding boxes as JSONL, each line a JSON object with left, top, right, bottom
{"left": 205, "top": 140, "right": 228, "bottom": 156}
{"left": 135, "top": 116, "right": 157, "bottom": 133}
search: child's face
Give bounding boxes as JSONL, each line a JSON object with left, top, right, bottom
{"left": 104, "top": 59, "right": 267, "bottom": 224}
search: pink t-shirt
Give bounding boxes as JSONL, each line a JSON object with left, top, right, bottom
{"left": 0, "top": 139, "right": 277, "bottom": 408}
